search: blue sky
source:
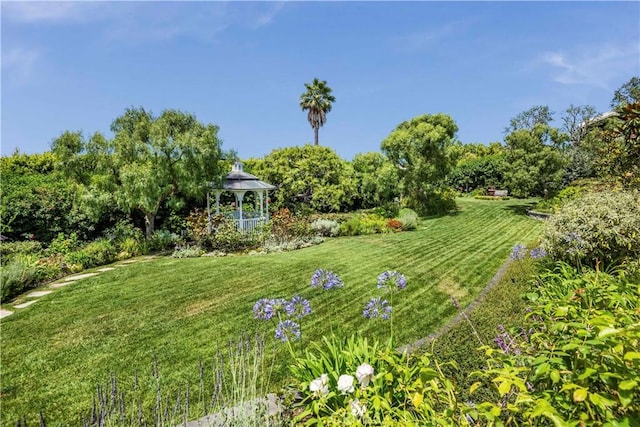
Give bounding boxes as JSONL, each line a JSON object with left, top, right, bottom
{"left": 2, "top": 1, "right": 639, "bottom": 161}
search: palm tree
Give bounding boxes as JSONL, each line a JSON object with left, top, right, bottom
{"left": 300, "top": 78, "right": 336, "bottom": 146}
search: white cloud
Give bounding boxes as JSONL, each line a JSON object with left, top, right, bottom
{"left": 2, "top": 47, "right": 40, "bottom": 84}
{"left": 538, "top": 43, "right": 640, "bottom": 90}
{"left": 2, "top": 1, "right": 107, "bottom": 23}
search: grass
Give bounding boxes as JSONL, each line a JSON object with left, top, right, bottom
{"left": 0, "top": 198, "right": 543, "bottom": 425}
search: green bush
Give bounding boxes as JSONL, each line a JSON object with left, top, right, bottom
{"left": 472, "top": 195, "right": 511, "bottom": 200}
{"left": 1, "top": 254, "right": 43, "bottom": 301}
{"left": 0, "top": 240, "right": 44, "bottom": 265}
{"left": 471, "top": 264, "right": 640, "bottom": 425}
{"left": 371, "top": 201, "right": 400, "bottom": 219}
{"left": 535, "top": 185, "right": 586, "bottom": 213}
{"left": 289, "top": 335, "right": 468, "bottom": 425}
{"left": 397, "top": 208, "right": 418, "bottom": 231}
{"left": 310, "top": 219, "right": 340, "bottom": 237}
{"left": 171, "top": 246, "right": 204, "bottom": 258}
{"left": 147, "top": 229, "right": 180, "bottom": 252}
{"left": 117, "top": 237, "right": 147, "bottom": 260}
{"left": 339, "top": 214, "right": 388, "bottom": 236}
{"left": 64, "top": 239, "right": 117, "bottom": 269}
{"left": 542, "top": 190, "right": 640, "bottom": 268}
{"left": 47, "top": 232, "right": 80, "bottom": 256}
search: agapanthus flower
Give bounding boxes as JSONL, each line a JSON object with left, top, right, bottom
{"left": 274, "top": 319, "right": 301, "bottom": 342}
{"left": 377, "top": 271, "right": 407, "bottom": 292}
{"left": 510, "top": 244, "right": 527, "bottom": 260}
{"left": 253, "top": 298, "right": 275, "bottom": 320}
{"left": 337, "top": 374, "right": 355, "bottom": 394}
{"left": 356, "top": 363, "right": 374, "bottom": 387}
{"left": 529, "top": 246, "right": 548, "bottom": 259}
{"left": 363, "top": 297, "right": 392, "bottom": 320}
{"left": 309, "top": 374, "right": 329, "bottom": 397}
{"left": 285, "top": 295, "right": 312, "bottom": 319}
{"left": 310, "top": 268, "right": 343, "bottom": 290}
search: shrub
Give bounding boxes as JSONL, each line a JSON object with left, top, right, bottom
{"left": 104, "top": 220, "right": 144, "bottom": 243}
{"left": 473, "top": 195, "right": 511, "bottom": 200}
{"left": 397, "top": 208, "right": 418, "bottom": 231}
{"left": 471, "top": 264, "right": 640, "bottom": 425}
{"left": 339, "top": 214, "right": 388, "bottom": 236}
{"left": 64, "top": 239, "right": 117, "bottom": 269}
{"left": 371, "top": 201, "right": 400, "bottom": 219}
{"left": 47, "top": 232, "right": 80, "bottom": 256}
{"left": 171, "top": 246, "right": 204, "bottom": 258}
{"left": 289, "top": 335, "right": 467, "bottom": 425}
{"left": 310, "top": 219, "right": 340, "bottom": 237}
{"left": 534, "top": 185, "right": 586, "bottom": 213}
{"left": 270, "top": 208, "right": 312, "bottom": 243}
{"left": 1, "top": 254, "right": 43, "bottom": 301}
{"left": 117, "top": 237, "right": 147, "bottom": 260}
{"left": 0, "top": 240, "right": 44, "bottom": 265}
{"left": 386, "top": 218, "right": 403, "bottom": 231}
{"left": 542, "top": 190, "right": 640, "bottom": 268}
{"left": 148, "top": 229, "right": 180, "bottom": 252}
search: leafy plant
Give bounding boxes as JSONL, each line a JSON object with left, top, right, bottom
{"left": 397, "top": 208, "right": 418, "bottom": 231}
{"left": 310, "top": 219, "right": 340, "bottom": 237}
{"left": 542, "top": 190, "right": 640, "bottom": 268}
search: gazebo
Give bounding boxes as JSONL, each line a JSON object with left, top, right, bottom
{"left": 207, "top": 162, "right": 276, "bottom": 233}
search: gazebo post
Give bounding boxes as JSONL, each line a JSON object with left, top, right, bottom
{"left": 259, "top": 191, "right": 264, "bottom": 220}
{"left": 236, "top": 191, "right": 245, "bottom": 231}
{"left": 265, "top": 191, "right": 270, "bottom": 222}
{"left": 215, "top": 191, "right": 221, "bottom": 215}
{"left": 206, "top": 192, "right": 212, "bottom": 233}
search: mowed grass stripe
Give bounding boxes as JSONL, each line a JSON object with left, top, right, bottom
{"left": 0, "top": 199, "right": 542, "bottom": 425}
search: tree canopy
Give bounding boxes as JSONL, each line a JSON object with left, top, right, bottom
{"left": 381, "top": 113, "right": 458, "bottom": 214}
{"left": 300, "top": 78, "right": 336, "bottom": 146}
{"left": 52, "top": 107, "right": 223, "bottom": 238}
{"left": 611, "top": 76, "right": 640, "bottom": 109}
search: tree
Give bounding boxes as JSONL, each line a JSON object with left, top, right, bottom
{"left": 249, "top": 145, "right": 355, "bottom": 213}
{"left": 504, "top": 105, "right": 553, "bottom": 134}
{"left": 597, "top": 102, "right": 640, "bottom": 188}
{"left": 300, "top": 78, "right": 336, "bottom": 146}
{"left": 610, "top": 76, "right": 640, "bottom": 109}
{"left": 381, "top": 114, "right": 458, "bottom": 215}
{"left": 562, "top": 104, "right": 598, "bottom": 146}
{"left": 503, "top": 124, "right": 566, "bottom": 198}
{"left": 53, "top": 107, "right": 223, "bottom": 238}
{"left": 351, "top": 152, "right": 400, "bottom": 209}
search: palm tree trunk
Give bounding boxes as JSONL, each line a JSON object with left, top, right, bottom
{"left": 314, "top": 126, "right": 319, "bottom": 146}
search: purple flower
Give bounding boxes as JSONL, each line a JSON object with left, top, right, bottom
{"left": 377, "top": 271, "right": 407, "bottom": 292}
{"left": 310, "top": 269, "right": 343, "bottom": 291}
{"left": 285, "top": 295, "right": 312, "bottom": 319}
{"left": 510, "top": 244, "right": 527, "bottom": 261}
{"left": 529, "top": 247, "right": 547, "bottom": 259}
{"left": 451, "top": 296, "right": 460, "bottom": 310}
{"left": 253, "top": 299, "right": 275, "bottom": 320}
{"left": 363, "top": 297, "right": 392, "bottom": 320}
{"left": 275, "top": 320, "right": 301, "bottom": 342}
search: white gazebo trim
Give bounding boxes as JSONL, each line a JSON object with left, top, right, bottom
{"left": 207, "top": 162, "right": 275, "bottom": 233}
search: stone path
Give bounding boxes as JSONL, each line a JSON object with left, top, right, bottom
{"left": 0, "top": 256, "right": 155, "bottom": 320}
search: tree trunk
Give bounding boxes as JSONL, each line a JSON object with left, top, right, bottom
{"left": 144, "top": 212, "right": 155, "bottom": 239}
{"left": 314, "top": 126, "right": 319, "bottom": 146}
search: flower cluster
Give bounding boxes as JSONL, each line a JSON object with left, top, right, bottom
{"left": 510, "top": 244, "right": 549, "bottom": 261}
{"left": 377, "top": 271, "right": 407, "bottom": 292}
{"left": 510, "top": 244, "right": 527, "bottom": 260}
{"left": 253, "top": 295, "right": 311, "bottom": 342}
{"left": 275, "top": 319, "right": 301, "bottom": 342}
{"left": 309, "top": 363, "right": 374, "bottom": 417}
{"left": 363, "top": 271, "right": 407, "bottom": 322}
{"left": 310, "top": 268, "right": 344, "bottom": 290}
{"left": 363, "top": 297, "right": 392, "bottom": 320}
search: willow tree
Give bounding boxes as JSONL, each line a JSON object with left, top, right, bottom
{"left": 300, "top": 78, "right": 335, "bottom": 146}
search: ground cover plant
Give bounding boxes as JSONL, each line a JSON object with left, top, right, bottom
{"left": 0, "top": 199, "right": 543, "bottom": 425}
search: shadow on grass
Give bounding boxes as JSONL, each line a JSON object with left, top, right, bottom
{"left": 502, "top": 202, "right": 537, "bottom": 216}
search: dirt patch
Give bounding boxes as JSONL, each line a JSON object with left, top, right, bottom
{"left": 436, "top": 276, "right": 468, "bottom": 300}
{"left": 183, "top": 300, "right": 217, "bottom": 317}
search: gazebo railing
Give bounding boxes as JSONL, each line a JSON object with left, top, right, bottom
{"left": 235, "top": 217, "right": 264, "bottom": 233}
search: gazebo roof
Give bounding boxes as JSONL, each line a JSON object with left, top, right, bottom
{"left": 214, "top": 162, "right": 276, "bottom": 191}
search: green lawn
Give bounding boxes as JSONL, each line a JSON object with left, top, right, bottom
{"left": 0, "top": 198, "right": 543, "bottom": 425}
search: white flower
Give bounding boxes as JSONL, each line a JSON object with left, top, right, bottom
{"left": 350, "top": 399, "right": 367, "bottom": 418}
{"left": 356, "top": 363, "right": 374, "bottom": 387}
{"left": 337, "top": 374, "right": 355, "bottom": 394}
{"left": 309, "top": 373, "right": 329, "bottom": 397}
